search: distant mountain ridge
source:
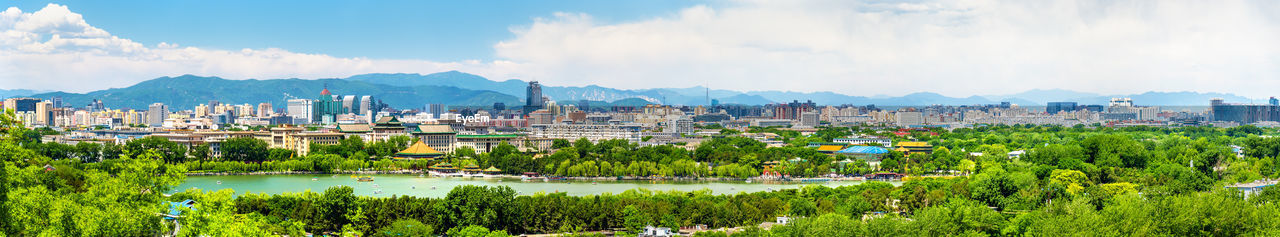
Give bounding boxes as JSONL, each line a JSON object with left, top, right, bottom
{"left": 28, "top": 75, "right": 521, "bottom": 110}
{"left": 10, "top": 71, "right": 1260, "bottom": 110}
{"left": 347, "top": 71, "right": 1252, "bottom": 106}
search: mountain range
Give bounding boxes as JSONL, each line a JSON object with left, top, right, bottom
{"left": 7, "top": 71, "right": 1263, "bottom": 110}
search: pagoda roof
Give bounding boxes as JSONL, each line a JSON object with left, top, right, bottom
{"left": 395, "top": 141, "right": 443, "bottom": 156}
{"left": 412, "top": 124, "right": 456, "bottom": 134}
{"left": 337, "top": 124, "right": 372, "bottom": 133}
{"left": 374, "top": 116, "right": 403, "bottom": 125}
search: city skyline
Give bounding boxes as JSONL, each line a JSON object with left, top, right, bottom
{"left": 3, "top": 1, "right": 1279, "bottom": 97}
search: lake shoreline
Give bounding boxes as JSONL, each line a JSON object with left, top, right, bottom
{"left": 185, "top": 171, "right": 875, "bottom": 182}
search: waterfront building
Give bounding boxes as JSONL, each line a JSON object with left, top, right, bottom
{"left": 284, "top": 132, "right": 345, "bottom": 156}
{"left": 412, "top": 124, "right": 457, "bottom": 154}
{"left": 455, "top": 134, "right": 520, "bottom": 153}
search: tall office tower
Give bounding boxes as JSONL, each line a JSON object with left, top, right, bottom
{"left": 257, "top": 103, "right": 273, "bottom": 117}
{"left": 51, "top": 96, "right": 62, "bottom": 108}
{"left": 35, "top": 101, "right": 52, "bottom": 125}
{"left": 287, "top": 99, "right": 313, "bottom": 124}
{"left": 147, "top": 103, "right": 168, "bottom": 127}
{"left": 428, "top": 104, "right": 446, "bottom": 118}
{"left": 358, "top": 95, "right": 373, "bottom": 115}
{"left": 493, "top": 102, "right": 506, "bottom": 111}
{"left": 3, "top": 97, "right": 39, "bottom": 113}
{"left": 208, "top": 100, "right": 220, "bottom": 114}
{"left": 525, "top": 81, "right": 544, "bottom": 114}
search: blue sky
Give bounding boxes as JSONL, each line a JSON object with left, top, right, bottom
{"left": 2, "top": 1, "right": 1279, "bottom": 97}
{"left": 8, "top": 0, "right": 710, "bottom": 61}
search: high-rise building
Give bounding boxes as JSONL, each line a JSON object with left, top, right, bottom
{"left": 800, "top": 112, "right": 820, "bottom": 127}
{"left": 313, "top": 88, "right": 343, "bottom": 124}
{"left": 195, "top": 104, "right": 209, "bottom": 117}
{"left": 86, "top": 99, "right": 105, "bottom": 112}
{"left": 525, "top": 81, "right": 544, "bottom": 114}
{"left": 896, "top": 111, "right": 924, "bottom": 126}
{"left": 578, "top": 100, "right": 590, "bottom": 112}
{"left": 208, "top": 100, "right": 220, "bottom": 114}
{"left": 666, "top": 117, "right": 694, "bottom": 135}
{"left": 493, "top": 102, "right": 506, "bottom": 111}
{"left": 1046, "top": 102, "right": 1078, "bottom": 114}
{"left": 1211, "top": 98, "right": 1280, "bottom": 124}
{"left": 358, "top": 95, "right": 374, "bottom": 115}
{"left": 257, "top": 103, "right": 273, "bottom": 117}
{"left": 3, "top": 98, "right": 39, "bottom": 113}
{"left": 287, "top": 99, "right": 313, "bottom": 124}
{"left": 341, "top": 95, "right": 358, "bottom": 114}
{"left": 35, "top": 101, "right": 52, "bottom": 125}
{"left": 428, "top": 104, "right": 446, "bottom": 118}
{"left": 147, "top": 103, "right": 168, "bottom": 127}
{"left": 51, "top": 96, "right": 62, "bottom": 108}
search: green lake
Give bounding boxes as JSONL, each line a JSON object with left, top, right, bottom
{"left": 174, "top": 174, "right": 902, "bottom": 198}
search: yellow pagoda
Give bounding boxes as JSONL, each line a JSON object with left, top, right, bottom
{"left": 393, "top": 141, "right": 444, "bottom": 160}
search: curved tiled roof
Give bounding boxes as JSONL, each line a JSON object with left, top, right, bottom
{"left": 396, "top": 141, "right": 442, "bottom": 155}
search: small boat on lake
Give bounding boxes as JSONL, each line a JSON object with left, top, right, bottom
{"left": 356, "top": 176, "right": 375, "bottom": 182}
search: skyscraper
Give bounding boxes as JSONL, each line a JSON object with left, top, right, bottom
{"left": 147, "top": 103, "right": 168, "bottom": 127}
{"left": 208, "top": 100, "right": 220, "bottom": 115}
{"left": 428, "top": 104, "right": 446, "bottom": 118}
{"left": 287, "top": 99, "right": 313, "bottom": 124}
{"left": 35, "top": 101, "right": 52, "bottom": 125}
{"left": 257, "top": 103, "right": 273, "bottom": 117}
{"left": 525, "top": 81, "right": 543, "bottom": 114}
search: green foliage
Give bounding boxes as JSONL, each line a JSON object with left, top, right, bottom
{"left": 374, "top": 219, "right": 432, "bottom": 237}
{"left": 221, "top": 137, "right": 269, "bottom": 162}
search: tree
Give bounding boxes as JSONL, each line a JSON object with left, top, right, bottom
{"left": 313, "top": 186, "right": 362, "bottom": 232}
{"left": 124, "top": 136, "right": 188, "bottom": 164}
{"left": 622, "top": 205, "right": 648, "bottom": 234}
{"left": 220, "top": 137, "right": 269, "bottom": 162}
{"left": 551, "top": 139, "right": 571, "bottom": 149}
{"left": 267, "top": 148, "right": 294, "bottom": 161}
{"left": 1048, "top": 169, "right": 1089, "bottom": 196}
{"left": 190, "top": 144, "right": 211, "bottom": 162}
{"left": 374, "top": 219, "right": 432, "bottom": 237}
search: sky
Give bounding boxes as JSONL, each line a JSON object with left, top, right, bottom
{"left": 2, "top": 0, "right": 1279, "bottom": 97}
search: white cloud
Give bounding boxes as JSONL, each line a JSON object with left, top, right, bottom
{"left": 2, "top": 1, "right": 1280, "bottom": 98}
{"left": 0, "top": 4, "right": 518, "bottom": 92}
{"left": 493, "top": 0, "right": 1280, "bottom": 97}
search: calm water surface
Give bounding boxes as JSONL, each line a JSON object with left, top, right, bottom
{"left": 174, "top": 174, "right": 901, "bottom": 198}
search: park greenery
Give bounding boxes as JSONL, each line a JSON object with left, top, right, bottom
{"left": 10, "top": 107, "right": 1280, "bottom": 235}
